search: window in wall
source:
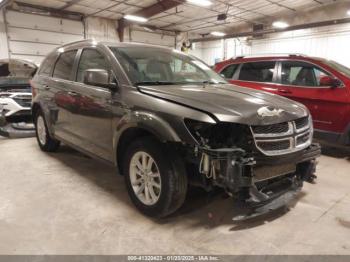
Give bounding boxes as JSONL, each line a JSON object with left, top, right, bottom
{"left": 281, "top": 61, "right": 331, "bottom": 87}
{"left": 238, "top": 61, "right": 276, "bottom": 82}
{"left": 76, "top": 49, "right": 110, "bottom": 83}
{"left": 220, "top": 64, "right": 238, "bottom": 79}
{"left": 52, "top": 50, "right": 77, "bottom": 80}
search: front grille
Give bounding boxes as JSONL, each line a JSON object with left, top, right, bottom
{"left": 252, "top": 122, "right": 289, "bottom": 134}
{"left": 251, "top": 116, "right": 312, "bottom": 156}
{"left": 13, "top": 97, "right": 32, "bottom": 108}
{"left": 295, "top": 116, "right": 309, "bottom": 131}
{"left": 297, "top": 132, "right": 310, "bottom": 146}
{"left": 256, "top": 140, "right": 291, "bottom": 151}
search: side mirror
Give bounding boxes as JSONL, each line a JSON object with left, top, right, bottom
{"left": 319, "top": 76, "right": 341, "bottom": 88}
{"left": 83, "top": 69, "right": 118, "bottom": 90}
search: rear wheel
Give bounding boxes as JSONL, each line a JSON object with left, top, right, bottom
{"left": 123, "top": 137, "right": 187, "bottom": 218}
{"left": 35, "top": 111, "right": 60, "bottom": 152}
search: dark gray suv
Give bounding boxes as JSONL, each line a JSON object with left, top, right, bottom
{"left": 31, "top": 40, "right": 320, "bottom": 219}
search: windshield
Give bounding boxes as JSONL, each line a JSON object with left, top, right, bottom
{"left": 109, "top": 46, "right": 227, "bottom": 85}
{"left": 321, "top": 59, "right": 350, "bottom": 78}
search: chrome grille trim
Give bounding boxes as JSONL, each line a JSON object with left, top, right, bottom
{"left": 250, "top": 116, "right": 312, "bottom": 156}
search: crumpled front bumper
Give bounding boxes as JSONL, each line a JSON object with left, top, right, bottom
{"left": 198, "top": 143, "right": 321, "bottom": 221}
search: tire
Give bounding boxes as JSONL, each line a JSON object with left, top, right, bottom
{"left": 122, "top": 137, "right": 187, "bottom": 218}
{"left": 34, "top": 110, "right": 60, "bottom": 152}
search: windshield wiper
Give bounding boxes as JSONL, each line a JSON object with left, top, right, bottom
{"left": 135, "top": 81, "right": 177, "bottom": 86}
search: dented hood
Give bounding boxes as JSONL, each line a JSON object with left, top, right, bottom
{"left": 138, "top": 84, "right": 308, "bottom": 125}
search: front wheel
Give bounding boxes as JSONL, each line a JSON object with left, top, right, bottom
{"left": 123, "top": 137, "right": 187, "bottom": 218}
{"left": 35, "top": 111, "right": 60, "bottom": 152}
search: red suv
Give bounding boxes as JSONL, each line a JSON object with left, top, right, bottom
{"left": 215, "top": 54, "right": 350, "bottom": 147}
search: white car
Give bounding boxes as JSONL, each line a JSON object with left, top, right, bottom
{"left": 0, "top": 59, "right": 37, "bottom": 137}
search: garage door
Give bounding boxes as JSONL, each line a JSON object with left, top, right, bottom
{"left": 4, "top": 10, "right": 84, "bottom": 65}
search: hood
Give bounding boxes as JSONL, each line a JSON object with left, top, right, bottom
{"left": 138, "top": 84, "right": 308, "bottom": 125}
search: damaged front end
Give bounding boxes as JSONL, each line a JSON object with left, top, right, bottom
{"left": 184, "top": 117, "right": 321, "bottom": 220}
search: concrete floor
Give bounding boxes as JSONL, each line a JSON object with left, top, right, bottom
{"left": 0, "top": 137, "right": 349, "bottom": 255}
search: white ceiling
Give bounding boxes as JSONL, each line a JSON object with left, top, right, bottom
{"left": 14, "top": 0, "right": 339, "bottom": 34}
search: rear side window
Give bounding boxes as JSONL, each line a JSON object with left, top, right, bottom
{"left": 281, "top": 61, "right": 331, "bottom": 87}
{"left": 53, "top": 50, "right": 77, "bottom": 80}
{"left": 220, "top": 64, "right": 238, "bottom": 79}
{"left": 76, "top": 49, "right": 110, "bottom": 83}
{"left": 239, "top": 61, "right": 276, "bottom": 82}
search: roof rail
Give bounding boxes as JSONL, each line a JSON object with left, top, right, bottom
{"left": 231, "top": 53, "right": 308, "bottom": 59}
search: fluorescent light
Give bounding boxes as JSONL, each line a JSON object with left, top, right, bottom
{"left": 272, "top": 21, "right": 289, "bottom": 29}
{"left": 187, "top": 0, "right": 213, "bottom": 7}
{"left": 210, "top": 31, "right": 226, "bottom": 37}
{"left": 124, "top": 14, "right": 148, "bottom": 23}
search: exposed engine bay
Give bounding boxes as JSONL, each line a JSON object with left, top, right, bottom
{"left": 183, "top": 116, "right": 320, "bottom": 220}
{"left": 0, "top": 59, "right": 37, "bottom": 138}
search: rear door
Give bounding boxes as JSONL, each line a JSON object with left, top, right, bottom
{"left": 67, "top": 48, "right": 115, "bottom": 161}
{"left": 228, "top": 61, "right": 280, "bottom": 94}
{"left": 277, "top": 60, "right": 349, "bottom": 133}
{"left": 48, "top": 50, "right": 79, "bottom": 142}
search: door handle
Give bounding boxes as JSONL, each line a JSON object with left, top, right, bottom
{"left": 68, "top": 91, "right": 78, "bottom": 96}
{"left": 278, "top": 89, "right": 292, "bottom": 94}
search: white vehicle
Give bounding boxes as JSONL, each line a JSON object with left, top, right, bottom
{"left": 0, "top": 59, "right": 37, "bottom": 137}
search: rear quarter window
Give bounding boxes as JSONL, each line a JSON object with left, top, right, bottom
{"left": 38, "top": 54, "right": 58, "bottom": 77}
{"left": 52, "top": 50, "right": 78, "bottom": 80}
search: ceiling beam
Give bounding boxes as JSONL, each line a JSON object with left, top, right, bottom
{"left": 117, "top": 0, "right": 184, "bottom": 42}
{"left": 11, "top": 1, "right": 84, "bottom": 20}
{"left": 191, "top": 17, "right": 350, "bottom": 42}
{"left": 59, "top": 0, "right": 83, "bottom": 10}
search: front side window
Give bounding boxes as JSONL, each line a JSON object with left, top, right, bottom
{"left": 53, "top": 50, "right": 77, "bottom": 80}
{"left": 238, "top": 61, "right": 276, "bottom": 83}
{"left": 76, "top": 49, "right": 110, "bottom": 83}
{"left": 109, "top": 46, "right": 226, "bottom": 85}
{"left": 220, "top": 64, "right": 238, "bottom": 79}
{"left": 281, "top": 61, "right": 331, "bottom": 87}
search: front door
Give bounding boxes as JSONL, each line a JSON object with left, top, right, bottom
{"left": 68, "top": 48, "right": 115, "bottom": 161}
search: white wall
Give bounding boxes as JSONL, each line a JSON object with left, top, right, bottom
{"left": 0, "top": 9, "right": 9, "bottom": 59}
{"left": 192, "top": 23, "right": 350, "bottom": 68}
{"left": 189, "top": 38, "right": 251, "bottom": 66}
{"left": 251, "top": 23, "right": 350, "bottom": 67}
{"left": 85, "top": 17, "right": 118, "bottom": 42}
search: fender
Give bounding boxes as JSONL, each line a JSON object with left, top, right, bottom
{"left": 112, "top": 111, "right": 182, "bottom": 165}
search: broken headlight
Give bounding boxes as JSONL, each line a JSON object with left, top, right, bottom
{"left": 184, "top": 118, "right": 253, "bottom": 150}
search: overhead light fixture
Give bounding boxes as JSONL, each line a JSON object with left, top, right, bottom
{"left": 187, "top": 0, "right": 213, "bottom": 7}
{"left": 347, "top": 10, "right": 350, "bottom": 16}
{"left": 210, "top": 31, "right": 226, "bottom": 37}
{"left": 124, "top": 14, "right": 148, "bottom": 23}
{"left": 272, "top": 21, "right": 289, "bottom": 29}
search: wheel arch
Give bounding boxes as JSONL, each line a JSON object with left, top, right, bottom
{"left": 114, "top": 111, "right": 182, "bottom": 174}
